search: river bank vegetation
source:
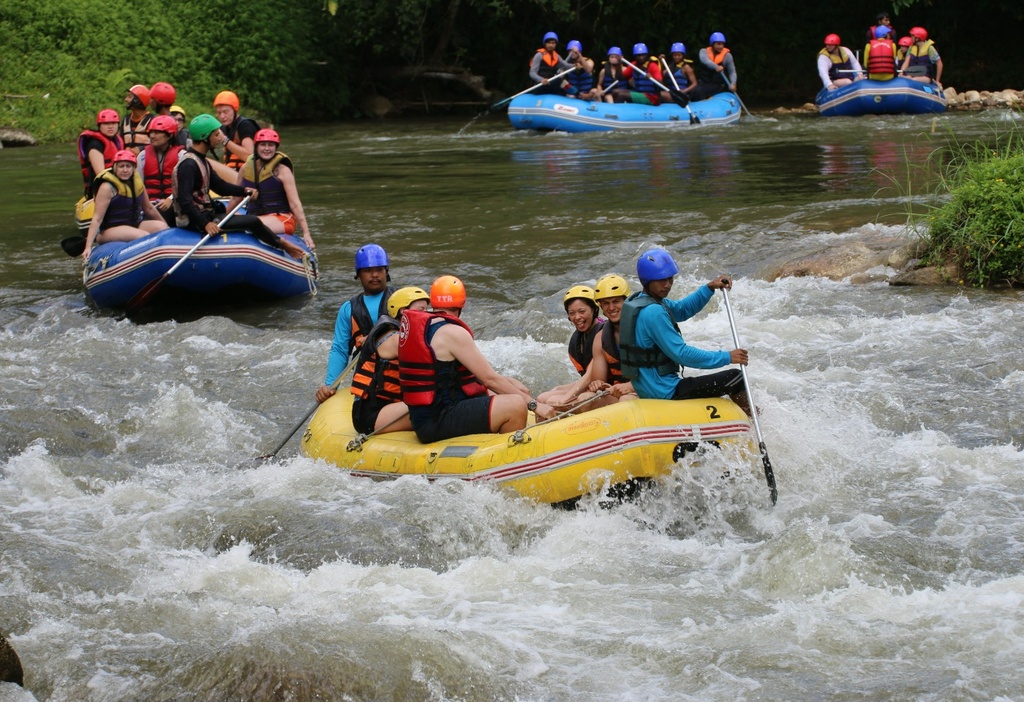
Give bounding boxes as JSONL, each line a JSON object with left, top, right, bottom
{"left": 2, "top": 0, "right": 1023, "bottom": 142}
{"left": 922, "top": 132, "right": 1024, "bottom": 287}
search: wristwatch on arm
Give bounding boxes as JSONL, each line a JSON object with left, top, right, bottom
{"left": 527, "top": 400, "right": 538, "bottom": 412}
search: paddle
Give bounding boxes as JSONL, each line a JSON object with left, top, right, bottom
{"left": 241, "top": 354, "right": 360, "bottom": 467}
{"left": 488, "top": 67, "right": 578, "bottom": 113}
{"left": 721, "top": 72, "right": 755, "bottom": 119}
{"left": 721, "top": 286, "right": 777, "bottom": 505}
{"left": 660, "top": 57, "right": 683, "bottom": 92}
{"left": 125, "top": 194, "right": 250, "bottom": 311}
{"left": 621, "top": 58, "right": 692, "bottom": 112}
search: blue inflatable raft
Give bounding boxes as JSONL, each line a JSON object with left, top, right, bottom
{"left": 815, "top": 77, "right": 946, "bottom": 117}
{"left": 507, "top": 92, "right": 742, "bottom": 132}
{"left": 82, "top": 228, "right": 318, "bottom": 309}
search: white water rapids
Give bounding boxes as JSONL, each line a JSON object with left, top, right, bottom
{"left": 2, "top": 113, "right": 1023, "bottom": 700}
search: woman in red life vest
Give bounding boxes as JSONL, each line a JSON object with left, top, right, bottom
{"left": 229, "top": 129, "right": 315, "bottom": 250}
{"left": 137, "top": 115, "right": 182, "bottom": 227}
{"left": 78, "top": 109, "right": 124, "bottom": 197}
{"left": 82, "top": 150, "right": 167, "bottom": 260}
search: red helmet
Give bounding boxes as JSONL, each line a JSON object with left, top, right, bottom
{"left": 213, "top": 90, "right": 240, "bottom": 111}
{"left": 149, "top": 81, "right": 177, "bottom": 107}
{"left": 96, "top": 108, "right": 120, "bottom": 125}
{"left": 898, "top": 36, "right": 915, "bottom": 48}
{"left": 430, "top": 276, "right": 467, "bottom": 310}
{"left": 113, "top": 149, "right": 137, "bottom": 164}
{"left": 824, "top": 34, "right": 840, "bottom": 46}
{"left": 127, "top": 84, "right": 151, "bottom": 108}
{"left": 909, "top": 26, "right": 928, "bottom": 41}
{"left": 148, "top": 114, "right": 178, "bottom": 136}
{"left": 254, "top": 128, "right": 280, "bottom": 144}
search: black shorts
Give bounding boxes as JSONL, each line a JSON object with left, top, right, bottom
{"left": 672, "top": 369, "right": 743, "bottom": 400}
{"left": 351, "top": 397, "right": 381, "bottom": 435}
{"left": 411, "top": 395, "right": 494, "bottom": 444}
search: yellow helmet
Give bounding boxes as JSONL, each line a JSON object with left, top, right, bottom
{"left": 593, "top": 274, "right": 631, "bottom": 301}
{"left": 562, "top": 284, "right": 596, "bottom": 310}
{"left": 387, "top": 286, "right": 430, "bottom": 318}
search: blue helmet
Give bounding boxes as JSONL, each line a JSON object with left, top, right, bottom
{"left": 637, "top": 249, "right": 679, "bottom": 285}
{"left": 543, "top": 31, "right": 558, "bottom": 43}
{"left": 709, "top": 32, "right": 726, "bottom": 44}
{"left": 354, "top": 243, "right": 389, "bottom": 277}
{"left": 607, "top": 46, "right": 623, "bottom": 57}
{"left": 873, "top": 25, "right": 891, "bottom": 39}
{"left": 632, "top": 42, "right": 649, "bottom": 56}
{"left": 670, "top": 42, "right": 686, "bottom": 54}
{"left": 567, "top": 40, "right": 582, "bottom": 53}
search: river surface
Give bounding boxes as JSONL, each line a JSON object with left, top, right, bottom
{"left": 1, "top": 110, "right": 1023, "bottom": 701}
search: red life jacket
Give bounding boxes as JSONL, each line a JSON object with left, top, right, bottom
{"left": 398, "top": 310, "right": 488, "bottom": 407}
{"left": 350, "top": 317, "right": 402, "bottom": 404}
{"left": 867, "top": 39, "right": 897, "bottom": 76}
{"left": 142, "top": 143, "right": 183, "bottom": 199}
{"left": 77, "top": 130, "right": 124, "bottom": 193}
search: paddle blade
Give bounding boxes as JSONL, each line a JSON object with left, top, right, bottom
{"left": 125, "top": 273, "right": 168, "bottom": 312}
{"left": 488, "top": 98, "right": 512, "bottom": 113}
{"left": 61, "top": 235, "right": 87, "bottom": 258}
{"left": 759, "top": 441, "right": 778, "bottom": 505}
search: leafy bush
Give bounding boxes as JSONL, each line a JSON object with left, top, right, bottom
{"left": 926, "top": 135, "right": 1024, "bottom": 287}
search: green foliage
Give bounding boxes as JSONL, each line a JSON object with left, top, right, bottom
{"left": 926, "top": 134, "right": 1024, "bottom": 287}
{"left": 0, "top": 0, "right": 333, "bottom": 142}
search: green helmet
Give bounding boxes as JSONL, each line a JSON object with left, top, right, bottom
{"left": 189, "top": 113, "right": 222, "bottom": 142}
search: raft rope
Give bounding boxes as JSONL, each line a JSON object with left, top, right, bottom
{"left": 509, "top": 390, "right": 612, "bottom": 445}
{"left": 302, "top": 253, "right": 318, "bottom": 296}
{"left": 346, "top": 410, "right": 411, "bottom": 452}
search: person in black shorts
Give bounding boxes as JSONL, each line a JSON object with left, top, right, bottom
{"left": 398, "top": 276, "right": 550, "bottom": 443}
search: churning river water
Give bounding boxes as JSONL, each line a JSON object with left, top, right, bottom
{"left": 1, "top": 109, "right": 1023, "bottom": 701}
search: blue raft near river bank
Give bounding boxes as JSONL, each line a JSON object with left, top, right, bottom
{"left": 82, "top": 228, "right": 318, "bottom": 310}
{"left": 507, "top": 92, "right": 742, "bottom": 133}
{"left": 815, "top": 76, "right": 946, "bottom": 117}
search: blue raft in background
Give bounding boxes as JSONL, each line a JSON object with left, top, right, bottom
{"left": 507, "top": 92, "right": 742, "bottom": 133}
{"left": 815, "top": 77, "right": 946, "bottom": 117}
{"left": 82, "top": 228, "right": 318, "bottom": 309}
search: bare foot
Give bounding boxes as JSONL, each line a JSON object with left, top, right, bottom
{"left": 279, "top": 236, "right": 305, "bottom": 260}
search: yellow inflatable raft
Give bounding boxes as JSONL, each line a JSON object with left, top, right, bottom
{"left": 301, "top": 393, "right": 753, "bottom": 505}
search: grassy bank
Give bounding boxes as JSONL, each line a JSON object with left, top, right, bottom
{"left": 0, "top": 0, "right": 336, "bottom": 143}
{"left": 924, "top": 131, "right": 1024, "bottom": 287}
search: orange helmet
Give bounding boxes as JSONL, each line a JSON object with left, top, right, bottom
{"left": 213, "top": 90, "right": 240, "bottom": 111}
{"left": 430, "top": 276, "right": 467, "bottom": 309}
{"left": 113, "top": 149, "right": 137, "bottom": 164}
{"left": 150, "top": 81, "right": 177, "bottom": 107}
{"left": 127, "top": 84, "right": 151, "bottom": 108}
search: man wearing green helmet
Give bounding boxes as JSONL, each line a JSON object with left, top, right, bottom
{"left": 171, "top": 113, "right": 304, "bottom": 259}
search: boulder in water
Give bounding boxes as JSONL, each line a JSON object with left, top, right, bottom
{"left": 0, "top": 631, "right": 24, "bottom": 687}
{"left": 0, "top": 127, "right": 37, "bottom": 148}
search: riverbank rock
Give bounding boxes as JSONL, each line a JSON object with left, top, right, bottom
{"left": 762, "top": 234, "right": 958, "bottom": 286}
{"left": 1, "top": 632, "right": 24, "bottom": 687}
{"left": 0, "top": 127, "right": 37, "bottom": 148}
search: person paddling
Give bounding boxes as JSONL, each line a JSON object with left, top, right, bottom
{"left": 317, "top": 244, "right": 396, "bottom": 404}
{"left": 817, "top": 34, "right": 865, "bottom": 90}
{"left": 529, "top": 32, "right": 576, "bottom": 96}
{"left": 692, "top": 32, "right": 737, "bottom": 101}
{"left": 618, "top": 249, "right": 751, "bottom": 415}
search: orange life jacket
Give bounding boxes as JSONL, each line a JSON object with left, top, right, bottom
{"left": 350, "top": 317, "right": 403, "bottom": 405}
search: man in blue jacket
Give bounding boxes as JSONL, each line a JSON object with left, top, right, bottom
{"left": 618, "top": 248, "right": 750, "bottom": 414}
